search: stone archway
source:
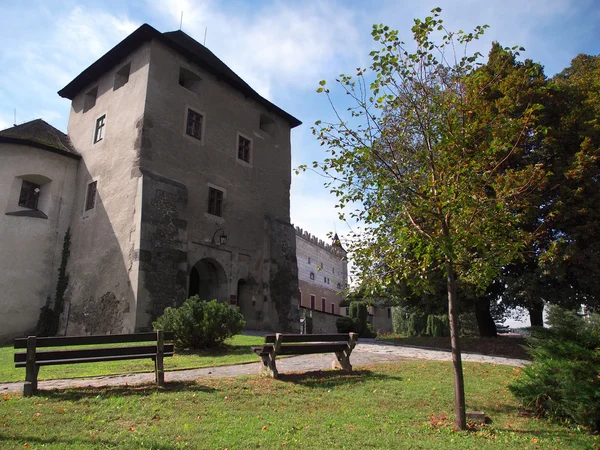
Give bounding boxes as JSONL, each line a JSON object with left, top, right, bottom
{"left": 188, "top": 258, "right": 228, "bottom": 302}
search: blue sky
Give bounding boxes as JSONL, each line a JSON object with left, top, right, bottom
{"left": 1, "top": 0, "right": 599, "bottom": 247}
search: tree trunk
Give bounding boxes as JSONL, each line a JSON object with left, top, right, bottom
{"left": 475, "top": 298, "right": 497, "bottom": 337}
{"left": 528, "top": 305, "right": 544, "bottom": 327}
{"left": 446, "top": 259, "right": 466, "bottom": 431}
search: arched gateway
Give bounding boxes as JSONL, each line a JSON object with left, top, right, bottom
{"left": 188, "top": 258, "right": 228, "bottom": 302}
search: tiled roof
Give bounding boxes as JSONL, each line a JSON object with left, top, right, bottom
{"left": 0, "top": 119, "right": 80, "bottom": 159}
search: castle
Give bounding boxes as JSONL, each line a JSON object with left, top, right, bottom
{"left": 0, "top": 24, "right": 313, "bottom": 341}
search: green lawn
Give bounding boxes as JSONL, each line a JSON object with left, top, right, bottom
{"left": 0, "top": 335, "right": 264, "bottom": 383}
{"left": 1, "top": 361, "right": 597, "bottom": 449}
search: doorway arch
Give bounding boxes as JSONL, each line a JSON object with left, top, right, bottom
{"left": 188, "top": 258, "right": 228, "bottom": 302}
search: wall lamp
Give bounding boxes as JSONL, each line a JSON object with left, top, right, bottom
{"left": 211, "top": 228, "right": 227, "bottom": 245}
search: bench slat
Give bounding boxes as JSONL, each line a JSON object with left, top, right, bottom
{"left": 14, "top": 332, "right": 175, "bottom": 349}
{"left": 263, "top": 333, "right": 352, "bottom": 344}
{"left": 255, "top": 342, "right": 348, "bottom": 355}
{"left": 14, "top": 344, "right": 175, "bottom": 364}
{"left": 15, "top": 352, "right": 174, "bottom": 368}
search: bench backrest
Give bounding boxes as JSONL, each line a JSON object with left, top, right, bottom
{"left": 14, "top": 332, "right": 174, "bottom": 349}
{"left": 263, "top": 333, "right": 353, "bottom": 344}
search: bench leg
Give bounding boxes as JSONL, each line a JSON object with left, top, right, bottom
{"left": 332, "top": 351, "right": 352, "bottom": 372}
{"left": 24, "top": 336, "right": 38, "bottom": 397}
{"left": 258, "top": 354, "right": 278, "bottom": 379}
{"left": 155, "top": 330, "right": 165, "bottom": 387}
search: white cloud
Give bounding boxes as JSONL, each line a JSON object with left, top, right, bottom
{"left": 149, "top": 0, "right": 363, "bottom": 100}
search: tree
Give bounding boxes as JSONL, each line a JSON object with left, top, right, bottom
{"left": 304, "top": 9, "right": 545, "bottom": 429}
{"left": 499, "top": 54, "right": 600, "bottom": 323}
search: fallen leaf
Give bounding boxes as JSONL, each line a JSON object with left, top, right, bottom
{"left": 262, "top": 426, "right": 268, "bottom": 431}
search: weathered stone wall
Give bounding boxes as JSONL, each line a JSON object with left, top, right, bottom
{"left": 63, "top": 43, "right": 151, "bottom": 335}
{"left": 301, "top": 307, "right": 339, "bottom": 334}
{"left": 263, "top": 216, "right": 300, "bottom": 331}
{"left": 0, "top": 144, "right": 78, "bottom": 342}
{"left": 135, "top": 169, "right": 188, "bottom": 327}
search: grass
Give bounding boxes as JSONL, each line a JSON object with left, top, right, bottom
{"left": 377, "top": 334, "right": 531, "bottom": 360}
{"left": 1, "top": 360, "right": 597, "bottom": 449}
{"left": 0, "top": 335, "right": 264, "bottom": 383}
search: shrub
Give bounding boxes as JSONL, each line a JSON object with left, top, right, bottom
{"left": 407, "top": 312, "right": 427, "bottom": 336}
{"left": 153, "top": 296, "right": 245, "bottom": 350}
{"left": 392, "top": 306, "right": 410, "bottom": 335}
{"left": 349, "top": 301, "right": 373, "bottom": 337}
{"left": 336, "top": 316, "right": 355, "bottom": 333}
{"left": 426, "top": 314, "right": 450, "bottom": 337}
{"left": 509, "top": 306, "right": 600, "bottom": 431}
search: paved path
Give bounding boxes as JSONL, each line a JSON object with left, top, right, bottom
{"left": 0, "top": 340, "right": 528, "bottom": 394}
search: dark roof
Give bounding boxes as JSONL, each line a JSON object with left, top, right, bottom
{"left": 0, "top": 119, "right": 80, "bottom": 159}
{"left": 58, "top": 24, "right": 301, "bottom": 128}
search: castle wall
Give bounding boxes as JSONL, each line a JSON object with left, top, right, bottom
{"left": 63, "top": 43, "right": 152, "bottom": 334}
{"left": 295, "top": 227, "right": 347, "bottom": 315}
{"left": 0, "top": 144, "right": 78, "bottom": 342}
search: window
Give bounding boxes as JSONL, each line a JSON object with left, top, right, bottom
{"left": 387, "top": 308, "right": 392, "bottom": 318}
{"left": 345, "top": 308, "right": 349, "bottom": 316}
{"left": 331, "top": 303, "right": 335, "bottom": 314}
{"left": 308, "top": 257, "right": 311, "bottom": 264}
{"left": 309, "top": 272, "right": 315, "bottom": 280}
{"left": 179, "top": 67, "right": 202, "bottom": 94}
{"left": 337, "top": 283, "right": 341, "bottom": 289}
{"left": 84, "top": 86, "right": 98, "bottom": 113}
{"left": 321, "top": 298, "right": 326, "bottom": 311}
{"left": 85, "top": 181, "right": 97, "bottom": 211}
{"left": 238, "top": 135, "right": 251, "bottom": 163}
{"left": 332, "top": 267, "right": 335, "bottom": 274}
{"left": 324, "top": 276, "right": 327, "bottom": 283}
{"left": 207, "top": 187, "right": 223, "bottom": 216}
{"left": 259, "top": 113, "right": 275, "bottom": 135}
{"left": 18, "top": 180, "right": 40, "bottom": 209}
{"left": 310, "top": 295, "right": 315, "bottom": 309}
{"left": 114, "top": 63, "right": 131, "bottom": 90}
{"left": 94, "top": 115, "right": 105, "bottom": 143}
{"left": 186, "top": 108, "right": 203, "bottom": 140}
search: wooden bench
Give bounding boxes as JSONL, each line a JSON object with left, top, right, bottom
{"left": 14, "top": 331, "right": 174, "bottom": 396}
{"left": 251, "top": 333, "right": 358, "bottom": 378}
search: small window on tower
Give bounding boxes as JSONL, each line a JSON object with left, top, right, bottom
{"left": 18, "top": 180, "right": 40, "bottom": 209}
{"left": 85, "top": 181, "right": 97, "bottom": 211}
{"left": 114, "top": 62, "right": 131, "bottom": 90}
{"left": 237, "top": 134, "right": 251, "bottom": 163}
{"left": 179, "top": 67, "right": 202, "bottom": 94}
{"left": 207, "top": 187, "right": 223, "bottom": 216}
{"left": 310, "top": 272, "right": 315, "bottom": 280}
{"left": 94, "top": 115, "right": 106, "bottom": 143}
{"left": 84, "top": 86, "right": 98, "bottom": 113}
{"left": 186, "top": 108, "right": 203, "bottom": 141}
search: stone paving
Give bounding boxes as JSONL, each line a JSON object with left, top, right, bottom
{"left": 0, "top": 340, "right": 528, "bottom": 394}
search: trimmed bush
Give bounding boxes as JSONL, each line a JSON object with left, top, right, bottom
{"left": 336, "top": 316, "right": 355, "bottom": 333}
{"left": 349, "top": 301, "right": 373, "bottom": 337}
{"left": 407, "top": 312, "right": 427, "bottom": 336}
{"left": 509, "top": 306, "right": 600, "bottom": 431}
{"left": 153, "top": 296, "right": 245, "bottom": 350}
{"left": 392, "top": 306, "right": 410, "bottom": 335}
{"left": 426, "top": 314, "right": 450, "bottom": 337}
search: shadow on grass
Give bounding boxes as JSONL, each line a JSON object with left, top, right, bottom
{"left": 278, "top": 369, "right": 402, "bottom": 389}
{"left": 39, "top": 380, "right": 215, "bottom": 401}
{"left": 0, "top": 434, "right": 179, "bottom": 450}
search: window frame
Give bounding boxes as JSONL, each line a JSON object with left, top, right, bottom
{"left": 18, "top": 180, "right": 41, "bottom": 210}
{"left": 207, "top": 186, "right": 224, "bottom": 217}
{"left": 183, "top": 106, "right": 206, "bottom": 143}
{"left": 93, "top": 114, "right": 106, "bottom": 144}
{"left": 84, "top": 180, "right": 98, "bottom": 212}
{"left": 236, "top": 132, "right": 253, "bottom": 166}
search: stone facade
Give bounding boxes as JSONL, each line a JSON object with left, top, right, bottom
{"left": 0, "top": 137, "right": 79, "bottom": 342}
{"left": 0, "top": 24, "right": 301, "bottom": 340}
{"left": 295, "top": 227, "right": 347, "bottom": 317}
